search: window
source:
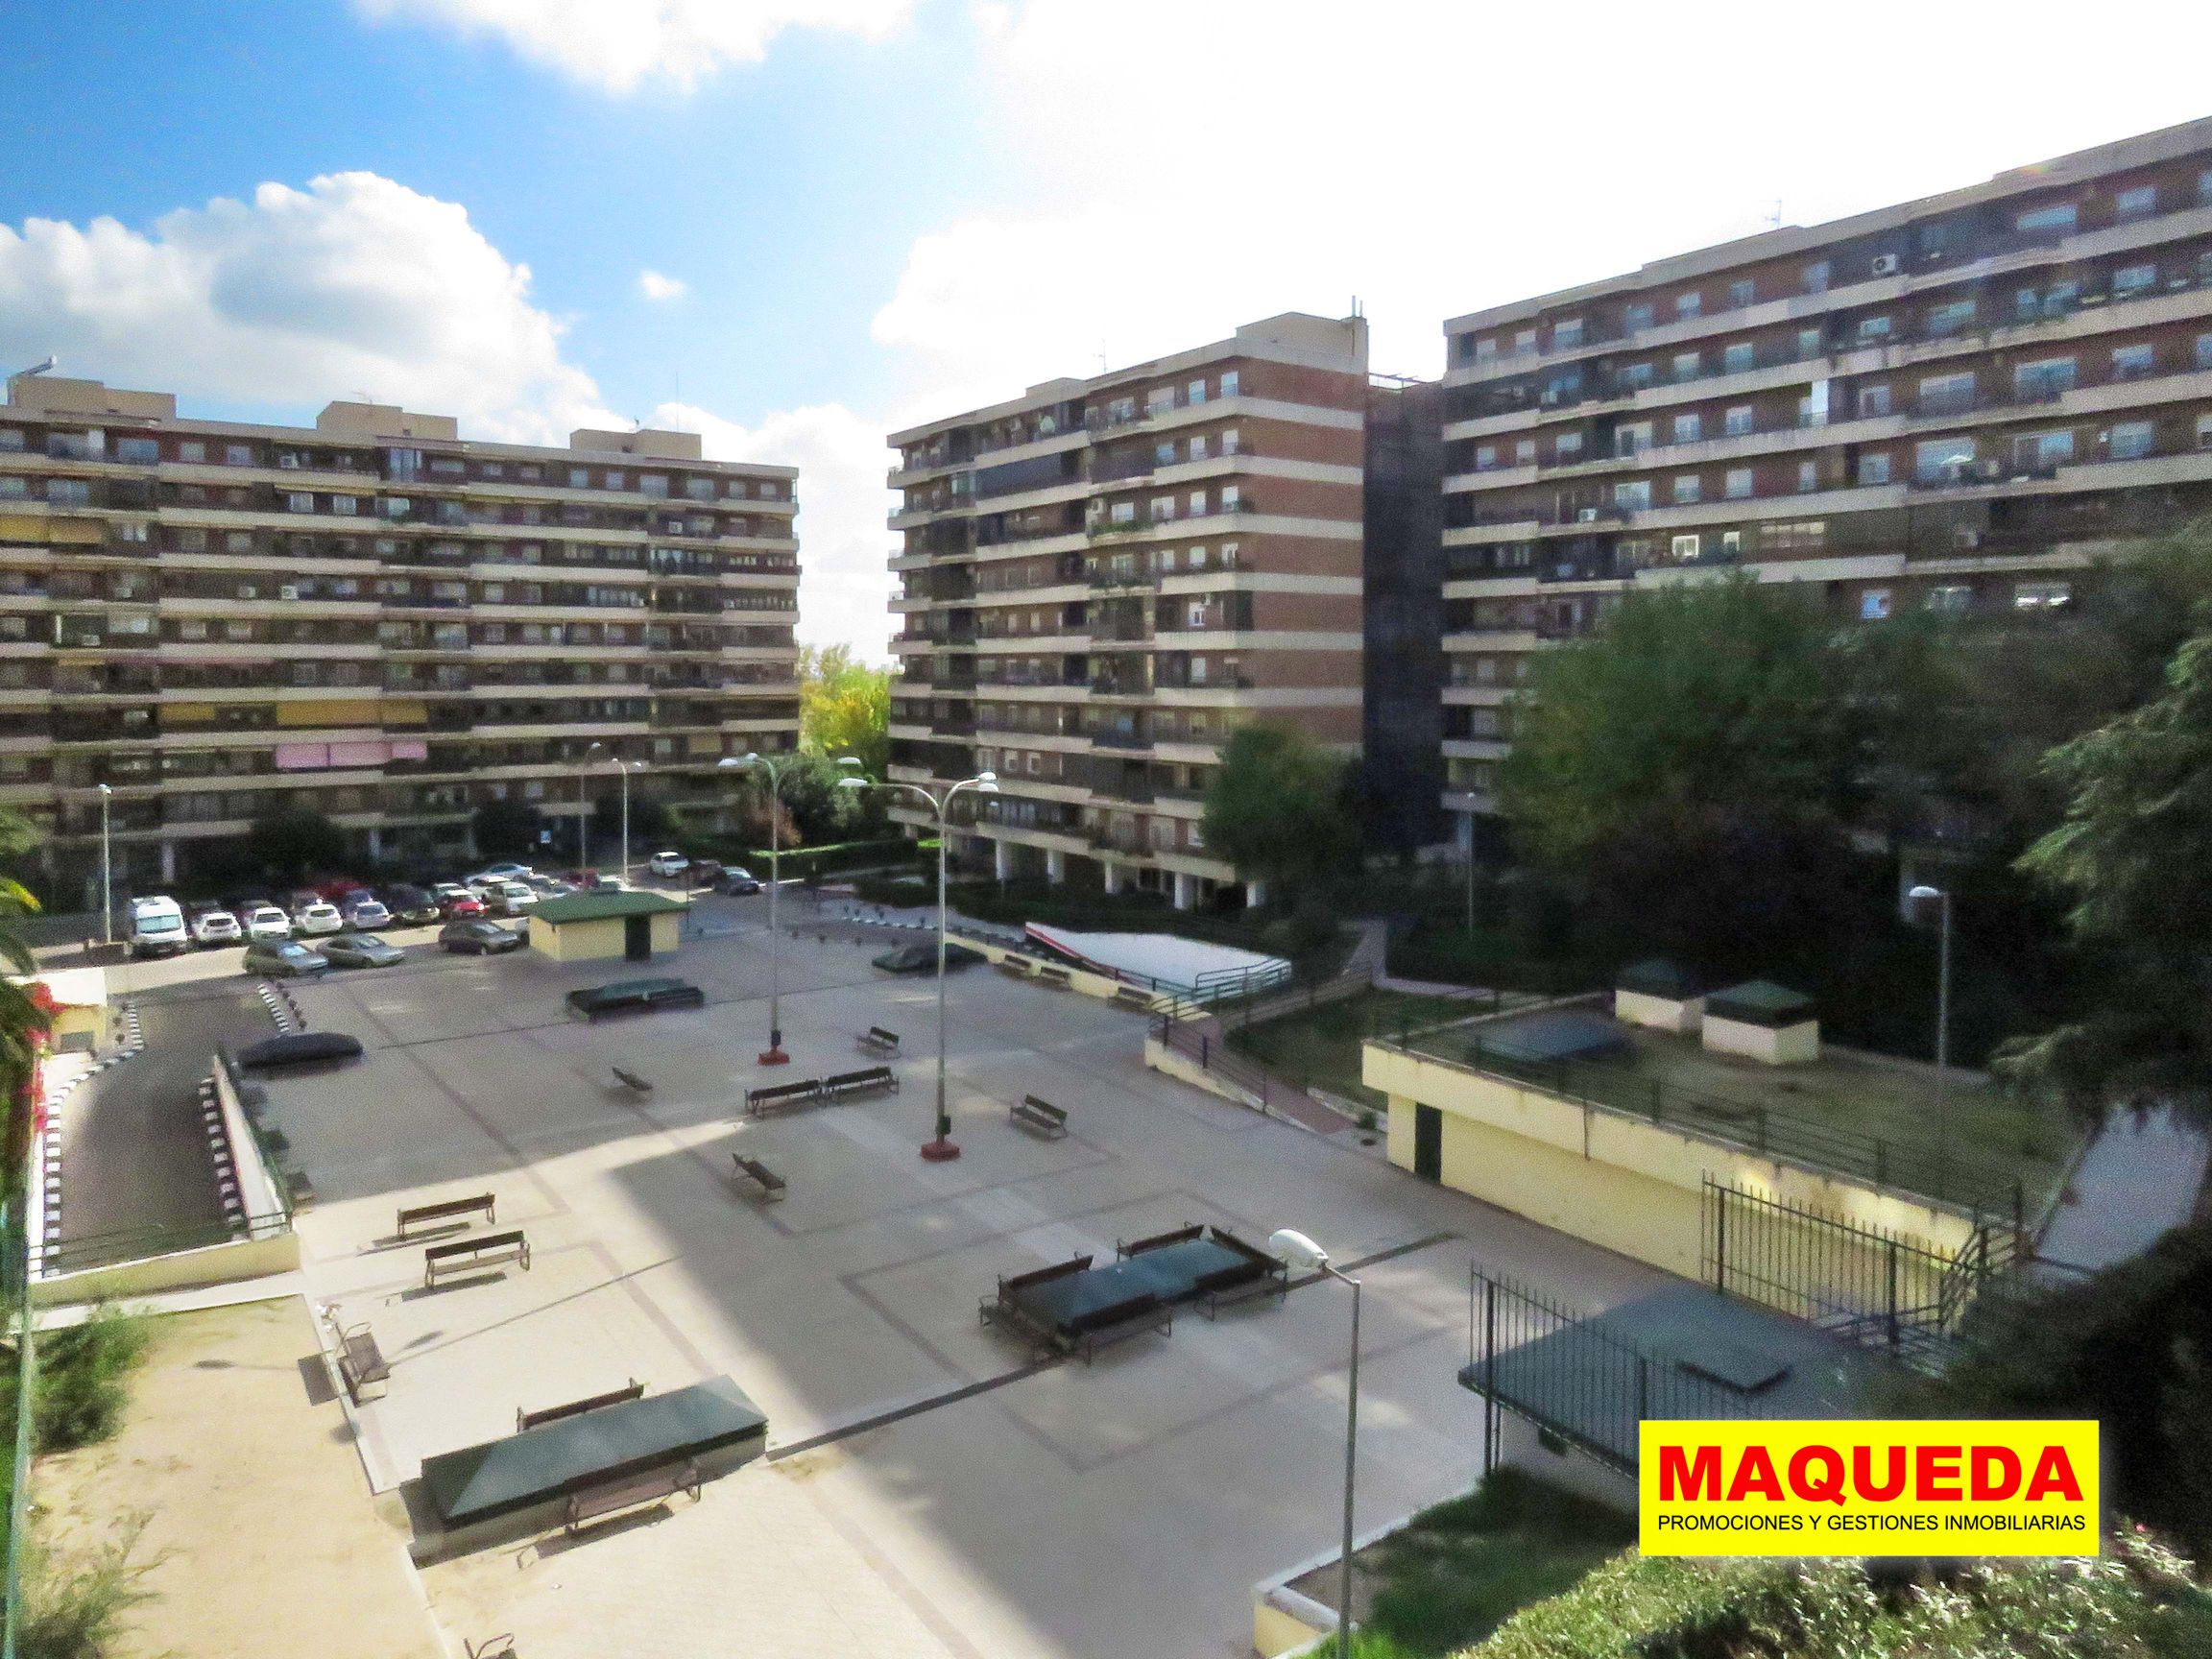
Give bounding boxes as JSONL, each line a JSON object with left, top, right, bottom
{"left": 1617, "top": 421, "right": 1652, "bottom": 456}
{"left": 1858, "top": 385, "right": 1893, "bottom": 419}
{"left": 1924, "top": 299, "right": 1976, "bottom": 336}
{"left": 1917, "top": 372, "right": 1977, "bottom": 414}
{"left": 1671, "top": 534, "right": 1701, "bottom": 562}
{"left": 115, "top": 436, "right": 158, "bottom": 464}
{"left": 1189, "top": 490, "right": 1209, "bottom": 517}
{"left": 225, "top": 444, "right": 253, "bottom": 466}
{"left": 1670, "top": 351, "right": 1700, "bottom": 382}
{"left": 1722, "top": 342, "right": 1755, "bottom": 373}
{"left": 1144, "top": 386, "right": 1174, "bottom": 415}
{"left": 1724, "top": 404, "right": 1753, "bottom": 437}
{"left": 2014, "top": 581, "right": 2072, "bottom": 612}
{"left": 286, "top": 492, "right": 314, "bottom": 513}
{"left": 1613, "top": 479, "right": 1651, "bottom": 511}
{"left": 1553, "top": 431, "right": 1583, "bottom": 461}
{"left": 2018, "top": 429, "right": 2075, "bottom": 468}
{"left": 178, "top": 440, "right": 206, "bottom": 463}
{"left": 1188, "top": 435, "right": 1208, "bottom": 462}
{"left": 1474, "top": 445, "right": 1498, "bottom": 471}
{"left": 1624, "top": 303, "right": 1654, "bottom": 333}
{"left": 568, "top": 468, "right": 589, "bottom": 488}
{"left": 1110, "top": 500, "right": 1136, "bottom": 524}
{"left": 1219, "top": 371, "right": 1239, "bottom": 397}
{"left": 1674, "top": 292, "right": 1702, "bottom": 320}
{"left": 2113, "top": 263, "right": 2157, "bottom": 299}
{"left": 639, "top": 473, "right": 669, "bottom": 498}
{"left": 1472, "top": 338, "right": 1496, "bottom": 363}
{"left": 2200, "top": 333, "right": 2212, "bottom": 372}
{"left": 1186, "top": 601, "right": 1206, "bottom": 629}
{"left": 2109, "top": 421, "right": 2155, "bottom": 461}
{"left": 1860, "top": 589, "right": 1891, "bottom": 621}
{"left": 1796, "top": 326, "right": 1823, "bottom": 359}
{"left": 1728, "top": 279, "right": 1755, "bottom": 309}
{"left": 1926, "top": 585, "right": 1972, "bottom": 614}
{"left": 2117, "top": 184, "right": 2157, "bottom": 221}
{"left": 1220, "top": 484, "right": 1239, "bottom": 512}
{"left": 1513, "top": 329, "right": 1537, "bottom": 356}
{"left": 1797, "top": 460, "right": 1818, "bottom": 493}
{"left": 1671, "top": 412, "right": 1701, "bottom": 445}
{"left": 1724, "top": 468, "right": 1754, "bottom": 500}
{"left": 2015, "top": 357, "right": 2076, "bottom": 399}
{"left": 45, "top": 479, "right": 88, "bottom": 507}
{"left": 605, "top": 469, "right": 625, "bottom": 491}
{"left": 1762, "top": 519, "right": 1827, "bottom": 552}
{"left": 1671, "top": 474, "right": 1701, "bottom": 504}
{"left": 1149, "top": 496, "right": 1174, "bottom": 521}
{"left": 1802, "top": 261, "right": 1831, "bottom": 294}
{"left": 1553, "top": 318, "right": 1584, "bottom": 349}
{"left": 1187, "top": 379, "right": 1208, "bottom": 405}
{"left": 1914, "top": 437, "right": 1976, "bottom": 483}
{"left": 1620, "top": 362, "right": 1654, "bottom": 392}
{"left": 2111, "top": 344, "right": 2156, "bottom": 380}
{"left": 1857, "top": 314, "right": 1893, "bottom": 341}
{"left": 1220, "top": 427, "right": 1240, "bottom": 456}
{"left": 2015, "top": 203, "right": 2078, "bottom": 235}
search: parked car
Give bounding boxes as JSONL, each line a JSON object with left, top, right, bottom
{"left": 486, "top": 881, "right": 539, "bottom": 917}
{"left": 647, "top": 851, "right": 689, "bottom": 878}
{"left": 381, "top": 883, "right": 443, "bottom": 926}
{"left": 687, "top": 859, "right": 725, "bottom": 888}
{"left": 431, "top": 883, "right": 485, "bottom": 918}
{"left": 312, "top": 878, "right": 367, "bottom": 904}
{"left": 234, "top": 1030, "right": 362, "bottom": 1070}
{"left": 293, "top": 901, "right": 345, "bottom": 936}
{"left": 872, "top": 941, "right": 986, "bottom": 974}
{"left": 464, "top": 862, "right": 534, "bottom": 888}
{"left": 241, "top": 904, "right": 293, "bottom": 942}
{"left": 440, "top": 920, "right": 523, "bottom": 954}
{"left": 342, "top": 896, "right": 391, "bottom": 929}
{"left": 127, "top": 896, "right": 190, "bottom": 959}
{"left": 284, "top": 888, "right": 325, "bottom": 915}
{"left": 244, "top": 940, "right": 328, "bottom": 977}
{"left": 717, "top": 867, "right": 762, "bottom": 896}
{"left": 321, "top": 932, "right": 405, "bottom": 969}
{"left": 565, "top": 977, "right": 706, "bottom": 1020}
{"left": 578, "top": 872, "right": 629, "bottom": 892}
{"left": 188, "top": 907, "right": 242, "bottom": 947}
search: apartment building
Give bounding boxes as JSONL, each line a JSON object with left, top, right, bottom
{"left": 0, "top": 373, "right": 801, "bottom": 902}
{"left": 1438, "top": 115, "right": 2212, "bottom": 850}
{"left": 887, "top": 314, "right": 1378, "bottom": 909}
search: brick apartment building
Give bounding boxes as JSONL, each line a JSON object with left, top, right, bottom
{"left": 1438, "top": 115, "right": 2212, "bottom": 852}
{"left": 886, "top": 314, "right": 1417, "bottom": 909}
{"left": 0, "top": 373, "right": 801, "bottom": 902}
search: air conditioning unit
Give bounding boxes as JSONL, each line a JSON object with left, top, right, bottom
{"left": 1871, "top": 253, "right": 1902, "bottom": 277}
{"left": 278, "top": 585, "right": 301, "bottom": 600}
{"left": 1953, "top": 528, "right": 1984, "bottom": 551}
{"left": 1575, "top": 507, "right": 1599, "bottom": 523}
{"left": 277, "top": 454, "right": 301, "bottom": 469}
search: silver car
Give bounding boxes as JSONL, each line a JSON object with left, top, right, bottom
{"left": 321, "top": 932, "right": 405, "bottom": 970}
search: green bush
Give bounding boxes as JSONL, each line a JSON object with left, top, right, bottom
{"left": 17, "top": 1515, "right": 158, "bottom": 1659}
{"left": 1386, "top": 924, "right": 1599, "bottom": 998}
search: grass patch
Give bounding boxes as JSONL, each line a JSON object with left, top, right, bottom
{"left": 16, "top": 1515, "right": 158, "bottom": 1659}
{"left": 1227, "top": 990, "right": 1480, "bottom": 1110}
{"left": 0, "top": 1306, "right": 152, "bottom": 1456}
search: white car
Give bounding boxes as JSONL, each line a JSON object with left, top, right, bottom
{"left": 647, "top": 851, "right": 689, "bottom": 878}
{"left": 188, "top": 908, "right": 242, "bottom": 947}
{"left": 293, "top": 902, "right": 345, "bottom": 936}
{"left": 343, "top": 897, "right": 391, "bottom": 929}
{"left": 488, "top": 881, "right": 539, "bottom": 917}
{"left": 242, "top": 905, "right": 293, "bottom": 943}
{"left": 465, "top": 863, "right": 534, "bottom": 888}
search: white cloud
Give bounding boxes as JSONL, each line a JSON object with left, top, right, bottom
{"left": 358, "top": 0, "right": 911, "bottom": 93}
{"left": 0, "top": 172, "right": 613, "bottom": 444}
{"left": 655, "top": 400, "right": 894, "bottom": 661}
{"left": 637, "top": 268, "right": 688, "bottom": 301}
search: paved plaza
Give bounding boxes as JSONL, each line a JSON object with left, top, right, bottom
{"left": 228, "top": 902, "right": 1669, "bottom": 1658}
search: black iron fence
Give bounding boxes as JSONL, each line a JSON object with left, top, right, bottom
{"left": 1150, "top": 1014, "right": 1287, "bottom": 1114}
{"left": 1465, "top": 1267, "right": 1788, "bottom": 1475}
{"left": 31, "top": 1210, "right": 292, "bottom": 1280}
{"left": 1701, "top": 1178, "right": 2021, "bottom": 1371}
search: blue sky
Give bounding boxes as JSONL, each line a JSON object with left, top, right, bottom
{"left": 2, "top": 1, "right": 2208, "bottom": 656}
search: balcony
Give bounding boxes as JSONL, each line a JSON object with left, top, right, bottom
{"left": 1092, "top": 727, "right": 1152, "bottom": 751}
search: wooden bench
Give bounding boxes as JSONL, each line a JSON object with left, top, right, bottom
{"left": 731, "top": 1153, "right": 787, "bottom": 1201}
{"left": 856, "top": 1026, "right": 901, "bottom": 1056}
{"left": 611, "top": 1065, "right": 652, "bottom": 1094}
{"left": 1111, "top": 984, "right": 1154, "bottom": 1012}
{"left": 822, "top": 1066, "right": 899, "bottom": 1100}
{"left": 1009, "top": 1095, "right": 1068, "bottom": 1139}
{"left": 1037, "top": 965, "right": 1072, "bottom": 990}
{"left": 517, "top": 1379, "right": 643, "bottom": 1434}
{"left": 745, "top": 1077, "right": 822, "bottom": 1118}
{"left": 563, "top": 1456, "right": 701, "bottom": 1534}
{"left": 334, "top": 1321, "right": 390, "bottom": 1403}
{"left": 397, "top": 1191, "right": 495, "bottom": 1240}
{"left": 423, "top": 1229, "right": 531, "bottom": 1287}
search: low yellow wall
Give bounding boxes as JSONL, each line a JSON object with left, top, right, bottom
{"left": 1253, "top": 1596, "right": 1329, "bottom": 1659}
{"left": 34, "top": 1231, "right": 300, "bottom": 1307}
{"left": 1144, "top": 1037, "right": 1263, "bottom": 1110}
{"left": 1365, "top": 1043, "right": 1973, "bottom": 1284}
{"left": 967, "top": 938, "right": 1163, "bottom": 1010}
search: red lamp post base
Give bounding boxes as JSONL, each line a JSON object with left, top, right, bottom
{"left": 757, "top": 1047, "right": 790, "bottom": 1066}
{"left": 920, "top": 1138, "right": 963, "bottom": 1163}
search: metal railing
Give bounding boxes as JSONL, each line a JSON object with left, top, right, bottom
{"left": 1149, "top": 1012, "right": 1291, "bottom": 1105}
{"left": 29, "top": 1210, "right": 292, "bottom": 1280}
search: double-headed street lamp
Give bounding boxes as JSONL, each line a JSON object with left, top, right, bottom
{"left": 588, "top": 743, "right": 643, "bottom": 884}
{"left": 719, "top": 752, "right": 802, "bottom": 1066}
{"left": 838, "top": 764, "right": 997, "bottom": 1161}
{"left": 96, "top": 783, "right": 113, "bottom": 948}
{"left": 1268, "top": 1227, "right": 1361, "bottom": 1659}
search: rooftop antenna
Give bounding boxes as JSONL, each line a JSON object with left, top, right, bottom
{"left": 1765, "top": 199, "right": 1783, "bottom": 229}
{"left": 6, "top": 357, "right": 57, "bottom": 401}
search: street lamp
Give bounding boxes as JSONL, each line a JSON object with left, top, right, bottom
{"left": 1268, "top": 1227, "right": 1360, "bottom": 1659}
{"left": 588, "top": 744, "right": 642, "bottom": 884}
{"left": 719, "top": 753, "right": 803, "bottom": 1065}
{"left": 1908, "top": 882, "right": 1953, "bottom": 1190}
{"left": 839, "top": 764, "right": 998, "bottom": 1160}
{"left": 96, "top": 784, "right": 113, "bottom": 948}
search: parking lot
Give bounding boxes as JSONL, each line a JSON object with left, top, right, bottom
{"left": 229, "top": 903, "right": 1667, "bottom": 1659}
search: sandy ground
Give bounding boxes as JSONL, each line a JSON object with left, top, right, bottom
{"left": 34, "top": 1297, "right": 445, "bottom": 1659}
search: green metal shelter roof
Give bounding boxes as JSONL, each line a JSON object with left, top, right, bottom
{"left": 529, "top": 891, "right": 689, "bottom": 925}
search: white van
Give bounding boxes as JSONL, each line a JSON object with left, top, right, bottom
{"left": 127, "top": 896, "right": 190, "bottom": 958}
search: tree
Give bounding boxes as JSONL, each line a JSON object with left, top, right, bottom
{"left": 588, "top": 785, "right": 672, "bottom": 854}
{"left": 1200, "top": 724, "right": 1358, "bottom": 899}
{"left": 799, "top": 644, "right": 891, "bottom": 777}
{"left": 469, "top": 798, "right": 542, "bottom": 861}
{"left": 1995, "top": 626, "right": 2212, "bottom": 1116}
{"left": 245, "top": 805, "right": 346, "bottom": 882}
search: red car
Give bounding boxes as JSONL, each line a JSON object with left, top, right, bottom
{"left": 432, "top": 884, "right": 486, "bottom": 919}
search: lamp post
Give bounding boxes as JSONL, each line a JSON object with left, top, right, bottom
{"left": 839, "top": 764, "right": 998, "bottom": 1160}
{"left": 588, "top": 744, "right": 641, "bottom": 884}
{"left": 1268, "top": 1227, "right": 1360, "bottom": 1659}
{"left": 573, "top": 746, "right": 593, "bottom": 871}
{"left": 719, "top": 753, "right": 800, "bottom": 1065}
{"left": 96, "top": 783, "right": 113, "bottom": 948}
{"left": 1908, "top": 881, "right": 1953, "bottom": 1190}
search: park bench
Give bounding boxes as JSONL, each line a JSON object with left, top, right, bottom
{"left": 563, "top": 1455, "right": 701, "bottom": 1535}
{"left": 397, "top": 1191, "right": 495, "bottom": 1240}
{"left": 611, "top": 1065, "right": 652, "bottom": 1094}
{"left": 334, "top": 1321, "right": 390, "bottom": 1403}
{"left": 423, "top": 1229, "right": 531, "bottom": 1288}
{"left": 745, "top": 1078, "right": 822, "bottom": 1118}
{"left": 1009, "top": 1095, "right": 1068, "bottom": 1139}
{"left": 1111, "top": 985, "right": 1154, "bottom": 1013}
{"left": 856, "top": 1026, "right": 901, "bottom": 1056}
{"left": 822, "top": 1066, "right": 898, "bottom": 1101}
{"left": 517, "top": 1379, "right": 644, "bottom": 1434}
{"left": 731, "top": 1153, "right": 787, "bottom": 1201}
{"left": 996, "top": 954, "right": 1035, "bottom": 979}
{"left": 1037, "top": 965, "right": 1072, "bottom": 991}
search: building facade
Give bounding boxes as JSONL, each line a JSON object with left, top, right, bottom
{"left": 1438, "top": 116, "right": 2212, "bottom": 847}
{"left": 887, "top": 314, "right": 1377, "bottom": 909}
{"left": 0, "top": 374, "right": 801, "bottom": 901}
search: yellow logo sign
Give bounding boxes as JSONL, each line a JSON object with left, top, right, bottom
{"left": 1639, "top": 1420, "right": 2099, "bottom": 1556}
